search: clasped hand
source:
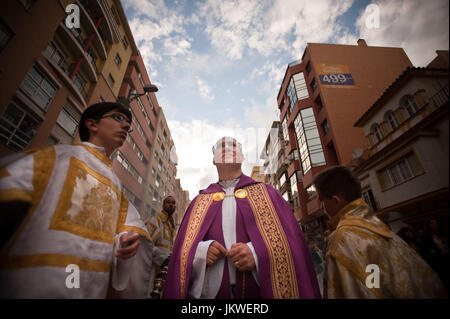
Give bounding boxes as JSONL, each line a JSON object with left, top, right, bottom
{"left": 206, "top": 241, "right": 255, "bottom": 272}
{"left": 115, "top": 232, "right": 140, "bottom": 259}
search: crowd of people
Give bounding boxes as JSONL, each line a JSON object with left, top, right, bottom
{"left": 397, "top": 219, "right": 448, "bottom": 288}
{"left": 0, "top": 101, "right": 448, "bottom": 299}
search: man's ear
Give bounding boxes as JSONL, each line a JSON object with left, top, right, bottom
{"left": 331, "top": 195, "right": 342, "bottom": 206}
{"left": 85, "top": 118, "right": 98, "bottom": 135}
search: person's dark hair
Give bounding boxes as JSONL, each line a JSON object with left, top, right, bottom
{"left": 78, "top": 102, "right": 132, "bottom": 141}
{"left": 313, "top": 165, "right": 362, "bottom": 202}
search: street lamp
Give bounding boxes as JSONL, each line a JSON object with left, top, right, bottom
{"left": 126, "top": 84, "right": 158, "bottom": 106}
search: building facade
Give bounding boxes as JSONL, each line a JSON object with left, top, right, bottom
{"left": 276, "top": 39, "right": 413, "bottom": 243}
{"left": 353, "top": 54, "right": 448, "bottom": 233}
{"left": 0, "top": 0, "right": 188, "bottom": 223}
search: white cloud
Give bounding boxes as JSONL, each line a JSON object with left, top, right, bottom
{"left": 196, "top": 0, "right": 355, "bottom": 60}
{"left": 196, "top": 77, "right": 215, "bottom": 101}
{"left": 167, "top": 119, "right": 269, "bottom": 199}
{"left": 355, "top": 0, "right": 449, "bottom": 66}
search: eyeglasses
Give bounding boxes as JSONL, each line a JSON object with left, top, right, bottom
{"left": 101, "top": 113, "right": 133, "bottom": 133}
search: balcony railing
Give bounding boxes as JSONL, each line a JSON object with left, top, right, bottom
{"left": 430, "top": 85, "right": 449, "bottom": 108}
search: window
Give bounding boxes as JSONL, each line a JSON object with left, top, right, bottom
{"left": 0, "top": 103, "right": 41, "bottom": 151}
{"left": 306, "top": 61, "right": 312, "bottom": 74}
{"left": 306, "top": 184, "right": 317, "bottom": 200}
{"left": 72, "top": 73, "right": 86, "bottom": 95}
{"left": 362, "top": 188, "right": 378, "bottom": 211}
{"left": 311, "top": 78, "right": 317, "bottom": 92}
{"left": 152, "top": 167, "right": 156, "bottom": 176}
{"left": 122, "top": 36, "right": 128, "bottom": 49}
{"left": 116, "top": 150, "right": 144, "bottom": 184}
{"left": 138, "top": 73, "right": 145, "bottom": 87}
{"left": 107, "top": 74, "right": 115, "bottom": 88}
{"left": 281, "top": 116, "right": 289, "bottom": 142}
{"left": 126, "top": 134, "right": 145, "bottom": 161}
{"left": 20, "top": 66, "right": 57, "bottom": 110}
{"left": 401, "top": 95, "right": 419, "bottom": 117}
{"left": 290, "top": 172, "right": 300, "bottom": 210}
{"left": 294, "top": 107, "right": 326, "bottom": 174}
{"left": 386, "top": 111, "right": 399, "bottom": 131}
{"left": 114, "top": 53, "right": 122, "bottom": 67}
{"left": 282, "top": 192, "right": 290, "bottom": 202}
{"left": 371, "top": 124, "right": 383, "bottom": 143}
{"left": 147, "top": 95, "right": 158, "bottom": 117}
{"left": 287, "top": 72, "right": 309, "bottom": 112}
{"left": 56, "top": 102, "right": 80, "bottom": 137}
{"left": 377, "top": 152, "right": 423, "bottom": 190}
{"left": 43, "top": 41, "right": 66, "bottom": 69}
{"left": 321, "top": 119, "right": 329, "bottom": 134}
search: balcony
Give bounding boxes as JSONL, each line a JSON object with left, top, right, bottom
{"left": 78, "top": 0, "right": 114, "bottom": 43}
{"left": 77, "top": 0, "right": 107, "bottom": 59}
{"left": 56, "top": 22, "right": 98, "bottom": 83}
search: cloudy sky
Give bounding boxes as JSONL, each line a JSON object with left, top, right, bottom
{"left": 122, "top": 0, "right": 449, "bottom": 199}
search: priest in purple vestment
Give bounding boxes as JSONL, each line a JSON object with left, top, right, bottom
{"left": 163, "top": 137, "right": 321, "bottom": 299}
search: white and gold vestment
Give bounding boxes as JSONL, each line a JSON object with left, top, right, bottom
{"left": 145, "top": 210, "right": 175, "bottom": 296}
{"left": 325, "top": 198, "right": 447, "bottom": 299}
{"left": 0, "top": 142, "right": 152, "bottom": 298}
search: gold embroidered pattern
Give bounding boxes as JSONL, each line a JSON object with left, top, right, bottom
{"left": 246, "top": 183, "right": 299, "bottom": 298}
{"left": 0, "top": 253, "right": 111, "bottom": 272}
{"left": 329, "top": 249, "right": 384, "bottom": 298}
{"left": 179, "top": 193, "right": 213, "bottom": 298}
{"left": 234, "top": 189, "right": 248, "bottom": 199}
{"left": 0, "top": 189, "right": 33, "bottom": 203}
{"left": 0, "top": 167, "right": 10, "bottom": 179}
{"left": 50, "top": 157, "right": 120, "bottom": 244}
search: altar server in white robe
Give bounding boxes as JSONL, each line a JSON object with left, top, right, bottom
{"left": 0, "top": 102, "right": 153, "bottom": 298}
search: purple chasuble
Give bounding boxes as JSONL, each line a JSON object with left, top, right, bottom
{"left": 163, "top": 174, "right": 321, "bottom": 299}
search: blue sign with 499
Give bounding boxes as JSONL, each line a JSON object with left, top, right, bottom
{"left": 319, "top": 73, "right": 355, "bottom": 86}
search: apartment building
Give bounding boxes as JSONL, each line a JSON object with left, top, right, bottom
{"left": 353, "top": 51, "right": 449, "bottom": 233}
{"left": 276, "top": 39, "right": 413, "bottom": 242}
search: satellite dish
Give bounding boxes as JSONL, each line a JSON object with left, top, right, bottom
{"left": 352, "top": 148, "right": 363, "bottom": 159}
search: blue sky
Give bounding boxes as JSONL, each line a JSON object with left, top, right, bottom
{"left": 122, "top": 0, "right": 449, "bottom": 199}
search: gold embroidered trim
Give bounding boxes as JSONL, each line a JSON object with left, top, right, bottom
{"left": 0, "top": 167, "right": 10, "bottom": 179}
{"left": 0, "top": 253, "right": 111, "bottom": 272}
{"left": 179, "top": 194, "right": 213, "bottom": 298}
{"left": 76, "top": 144, "right": 112, "bottom": 167}
{"left": 0, "top": 189, "right": 33, "bottom": 203}
{"left": 50, "top": 157, "right": 120, "bottom": 244}
{"left": 338, "top": 219, "right": 392, "bottom": 239}
{"left": 329, "top": 249, "right": 384, "bottom": 298}
{"left": 246, "top": 183, "right": 299, "bottom": 298}
{"left": 2, "top": 147, "right": 56, "bottom": 255}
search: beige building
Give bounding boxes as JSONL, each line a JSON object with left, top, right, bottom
{"left": 250, "top": 166, "right": 265, "bottom": 182}
{"left": 353, "top": 51, "right": 449, "bottom": 233}
{"left": 0, "top": 0, "right": 188, "bottom": 224}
